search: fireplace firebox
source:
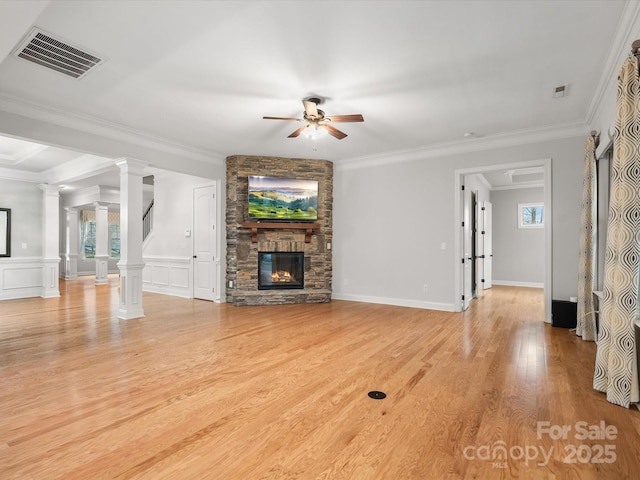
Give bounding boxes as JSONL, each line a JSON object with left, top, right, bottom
{"left": 258, "top": 252, "right": 304, "bottom": 290}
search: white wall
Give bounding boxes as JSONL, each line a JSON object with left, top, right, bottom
{"left": 142, "top": 169, "right": 217, "bottom": 299}
{"left": 333, "top": 135, "right": 583, "bottom": 310}
{"left": 490, "top": 187, "right": 545, "bottom": 286}
{"left": 0, "top": 179, "right": 48, "bottom": 299}
{"left": 0, "top": 179, "right": 42, "bottom": 256}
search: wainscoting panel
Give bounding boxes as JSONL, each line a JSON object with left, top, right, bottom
{"left": 142, "top": 256, "right": 192, "bottom": 298}
{"left": 152, "top": 266, "right": 170, "bottom": 286}
{"left": 0, "top": 258, "right": 46, "bottom": 300}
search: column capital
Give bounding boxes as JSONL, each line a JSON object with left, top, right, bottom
{"left": 38, "top": 184, "right": 61, "bottom": 196}
{"left": 115, "top": 158, "right": 150, "bottom": 176}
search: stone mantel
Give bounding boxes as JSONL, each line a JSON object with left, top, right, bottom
{"left": 225, "top": 155, "right": 333, "bottom": 306}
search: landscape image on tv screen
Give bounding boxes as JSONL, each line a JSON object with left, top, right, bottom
{"left": 248, "top": 176, "right": 318, "bottom": 221}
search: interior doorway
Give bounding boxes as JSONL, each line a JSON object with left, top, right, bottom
{"left": 461, "top": 176, "right": 493, "bottom": 308}
{"left": 454, "top": 159, "right": 552, "bottom": 322}
{"left": 193, "top": 183, "right": 218, "bottom": 301}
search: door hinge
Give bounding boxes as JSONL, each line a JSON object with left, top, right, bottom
{"left": 461, "top": 221, "right": 465, "bottom": 227}
{"left": 481, "top": 206, "right": 485, "bottom": 211}
{"left": 461, "top": 185, "right": 465, "bottom": 191}
{"left": 461, "top": 258, "right": 464, "bottom": 264}
{"left": 481, "top": 230, "right": 485, "bottom": 235}
{"left": 462, "top": 295, "right": 465, "bottom": 301}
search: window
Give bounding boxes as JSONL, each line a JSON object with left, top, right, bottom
{"left": 80, "top": 210, "right": 120, "bottom": 259}
{"left": 595, "top": 147, "right": 612, "bottom": 290}
{"left": 108, "top": 211, "right": 120, "bottom": 259}
{"left": 80, "top": 210, "right": 96, "bottom": 258}
{"left": 518, "top": 203, "right": 544, "bottom": 228}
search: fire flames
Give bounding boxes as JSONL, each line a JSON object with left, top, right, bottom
{"left": 271, "top": 270, "right": 292, "bottom": 282}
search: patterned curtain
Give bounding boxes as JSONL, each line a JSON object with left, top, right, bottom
{"left": 576, "top": 134, "right": 597, "bottom": 341}
{"left": 593, "top": 54, "right": 640, "bottom": 408}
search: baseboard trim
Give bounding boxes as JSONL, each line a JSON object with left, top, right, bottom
{"left": 331, "top": 293, "right": 455, "bottom": 312}
{"left": 142, "top": 284, "right": 192, "bottom": 299}
{"left": 492, "top": 280, "right": 544, "bottom": 288}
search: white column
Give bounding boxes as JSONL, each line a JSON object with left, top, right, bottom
{"left": 64, "top": 207, "right": 79, "bottom": 280}
{"left": 39, "top": 184, "right": 60, "bottom": 298}
{"left": 94, "top": 202, "right": 110, "bottom": 285}
{"left": 116, "top": 158, "right": 149, "bottom": 319}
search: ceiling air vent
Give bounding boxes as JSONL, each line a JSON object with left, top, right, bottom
{"left": 12, "top": 27, "right": 105, "bottom": 79}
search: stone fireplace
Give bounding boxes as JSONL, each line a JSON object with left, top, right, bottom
{"left": 226, "top": 155, "right": 332, "bottom": 306}
{"left": 258, "top": 252, "right": 304, "bottom": 290}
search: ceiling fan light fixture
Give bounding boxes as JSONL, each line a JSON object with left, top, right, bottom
{"left": 304, "top": 123, "right": 328, "bottom": 139}
{"left": 264, "top": 97, "right": 363, "bottom": 139}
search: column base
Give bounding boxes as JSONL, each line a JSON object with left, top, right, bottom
{"left": 95, "top": 255, "right": 109, "bottom": 284}
{"left": 64, "top": 254, "right": 78, "bottom": 280}
{"left": 42, "top": 257, "right": 60, "bottom": 298}
{"left": 117, "top": 262, "right": 145, "bottom": 319}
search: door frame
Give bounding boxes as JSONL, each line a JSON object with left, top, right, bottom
{"left": 453, "top": 158, "right": 552, "bottom": 322}
{"left": 461, "top": 181, "right": 472, "bottom": 310}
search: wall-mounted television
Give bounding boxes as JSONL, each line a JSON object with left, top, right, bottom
{"left": 248, "top": 175, "right": 318, "bottom": 222}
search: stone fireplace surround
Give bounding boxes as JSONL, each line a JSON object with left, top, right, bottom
{"left": 225, "top": 155, "right": 333, "bottom": 306}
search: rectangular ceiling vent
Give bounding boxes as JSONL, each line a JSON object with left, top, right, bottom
{"left": 12, "top": 27, "right": 105, "bottom": 79}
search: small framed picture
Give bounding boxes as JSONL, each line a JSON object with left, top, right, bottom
{"left": 0, "top": 208, "right": 10, "bottom": 257}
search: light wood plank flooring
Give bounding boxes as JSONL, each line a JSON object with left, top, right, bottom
{"left": 1, "top": 276, "right": 639, "bottom": 479}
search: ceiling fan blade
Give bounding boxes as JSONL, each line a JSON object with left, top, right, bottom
{"left": 263, "top": 116, "right": 301, "bottom": 121}
{"left": 327, "top": 114, "right": 364, "bottom": 122}
{"left": 288, "top": 124, "right": 309, "bottom": 138}
{"left": 324, "top": 124, "right": 347, "bottom": 139}
{"left": 303, "top": 100, "right": 318, "bottom": 117}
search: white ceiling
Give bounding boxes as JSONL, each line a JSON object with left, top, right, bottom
{"left": 0, "top": 0, "right": 631, "bottom": 190}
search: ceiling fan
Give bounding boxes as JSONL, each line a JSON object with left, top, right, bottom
{"left": 263, "top": 97, "right": 364, "bottom": 139}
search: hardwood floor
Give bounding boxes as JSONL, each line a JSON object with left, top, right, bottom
{"left": 1, "top": 277, "right": 639, "bottom": 479}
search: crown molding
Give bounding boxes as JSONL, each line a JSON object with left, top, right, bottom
{"left": 336, "top": 121, "right": 589, "bottom": 171}
{"left": 0, "top": 93, "right": 225, "bottom": 167}
{"left": 585, "top": 0, "right": 640, "bottom": 126}
{"left": 0, "top": 166, "right": 43, "bottom": 183}
{"left": 43, "top": 154, "right": 116, "bottom": 185}
{"left": 490, "top": 181, "right": 544, "bottom": 192}
{"left": 0, "top": 142, "right": 48, "bottom": 165}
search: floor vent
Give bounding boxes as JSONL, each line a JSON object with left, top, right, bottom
{"left": 12, "top": 27, "right": 105, "bottom": 79}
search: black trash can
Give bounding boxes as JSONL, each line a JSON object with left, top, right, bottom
{"left": 552, "top": 300, "right": 577, "bottom": 328}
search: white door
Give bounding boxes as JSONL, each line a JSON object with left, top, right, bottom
{"left": 462, "top": 183, "right": 472, "bottom": 310}
{"left": 193, "top": 184, "right": 217, "bottom": 301}
{"left": 482, "top": 202, "right": 493, "bottom": 289}
{"left": 475, "top": 196, "right": 484, "bottom": 296}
